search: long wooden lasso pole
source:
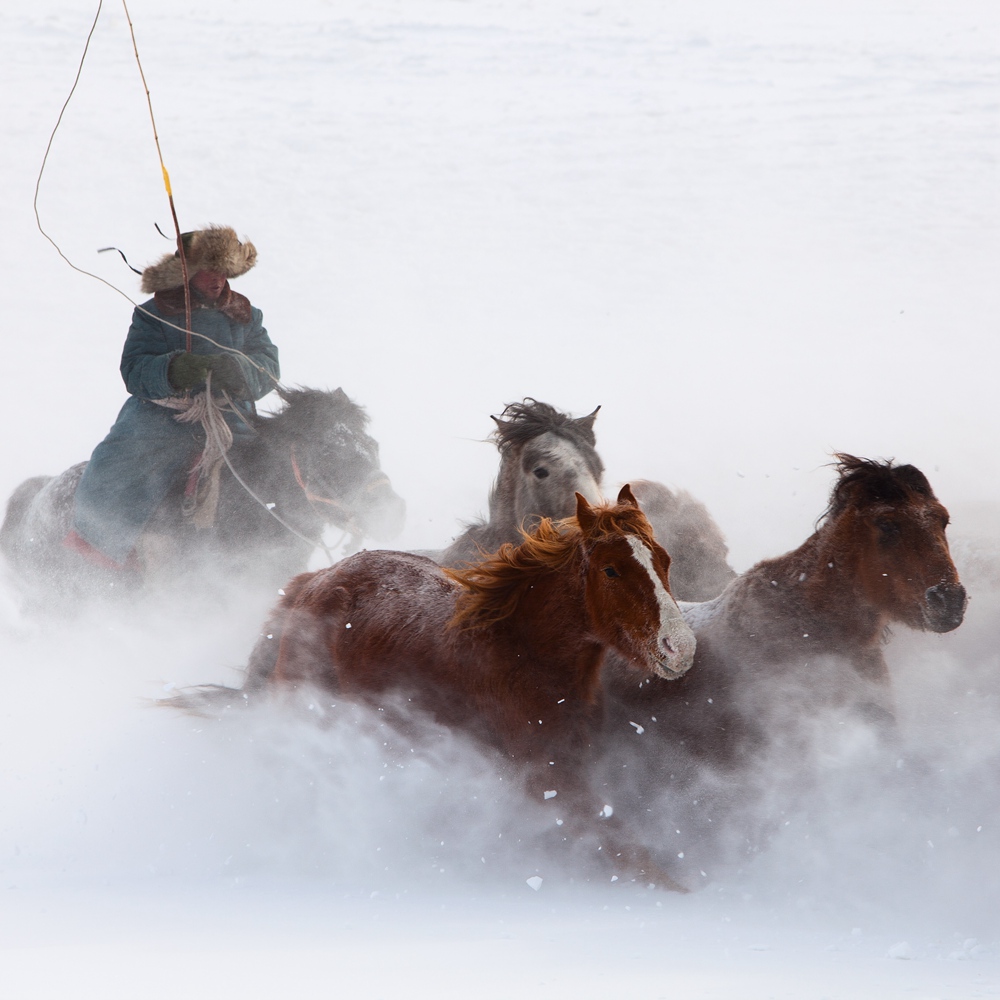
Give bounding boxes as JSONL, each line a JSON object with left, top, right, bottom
{"left": 121, "top": 0, "right": 192, "bottom": 350}
{"left": 34, "top": 0, "right": 279, "bottom": 383}
{"left": 32, "top": 2, "right": 338, "bottom": 557}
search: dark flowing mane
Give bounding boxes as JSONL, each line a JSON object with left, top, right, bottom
{"left": 492, "top": 398, "right": 604, "bottom": 481}
{"left": 822, "top": 453, "right": 934, "bottom": 522}
{"left": 255, "top": 386, "right": 372, "bottom": 439}
{"left": 445, "top": 500, "right": 655, "bottom": 628}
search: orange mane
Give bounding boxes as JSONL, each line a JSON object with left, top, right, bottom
{"left": 445, "top": 499, "right": 657, "bottom": 629}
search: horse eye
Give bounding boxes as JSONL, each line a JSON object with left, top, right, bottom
{"left": 876, "top": 519, "right": 901, "bottom": 542}
{"left": 533, "top": 467, "right": 550, "bottom": 479}
{"left": 604, "top": 566, "right": 620, "bottom": 578}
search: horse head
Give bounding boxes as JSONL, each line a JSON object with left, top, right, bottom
{"left": 576, "top": 485, "right": 696, "bottom": 679}
{"left": 266, "top": 387, "right": 406, "bottom": 544}
{"left": 490, "top": 398, "right": 604, "bottom": 528}
{"left": 821, "top": 454, "right": 967, "bottom": 634}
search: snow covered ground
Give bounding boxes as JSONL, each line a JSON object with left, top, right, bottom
{"left": 2, "top": 1, "right": 999, "bottom": 996}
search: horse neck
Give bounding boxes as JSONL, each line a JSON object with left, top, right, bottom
{"left": 482, "top": 446, "right": 525, "bottom": 543}
{"left": 227, "top": 430, "right": 324, "bottom": 534}
{"left": 740, "top": 529, "right": 886, "bottom": 650}
{"left": 438, "top": 448, "right": 525, "bottom": 565}
{"left": 487, "top": 554, "right": 605, "bottom": 701}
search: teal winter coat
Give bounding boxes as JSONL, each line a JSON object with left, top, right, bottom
{"left": 72, "top": 286, "right": 280, "bottom": 565}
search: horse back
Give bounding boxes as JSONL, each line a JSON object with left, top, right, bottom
{"left": 269, "top": 551, "right": 459, "bottom": 694}
{"left": 1, "top": 465, "right": 87, "bottom": 564}
{"left": 1, "top": 476, "right": 51, "bottom": 555}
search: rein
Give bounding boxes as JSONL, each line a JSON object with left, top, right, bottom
{"left": 181, "top": 395, "right": 358, "bottom": 565}
{"left": 217, "top": 445, "right": 339, "bottom": 564}
{"left": 290, "top": 444, "right": 364, "bottom": 544}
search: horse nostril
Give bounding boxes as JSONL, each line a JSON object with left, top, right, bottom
{"left": 927, "top": 582, "right": 966, "bottom": 609}
{"left": 925, "top": 582, "right": 968, "bottom": 626}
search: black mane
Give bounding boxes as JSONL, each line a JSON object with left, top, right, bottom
{"left": 256, "top": 386, "right": 372, "bottom": 439}
{"left": 825, "top": 453, "right": 934, "bottom": 520}
{"left": 492, "top": 398, "right": 604, "bottom": 479}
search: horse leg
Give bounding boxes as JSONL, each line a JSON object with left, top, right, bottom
{"left": 558, "top": 797, "right": 690, "bottom": 892}
{"left": 525, "top": 760, "right": 689, "bottom": 892}
{"left": 590, "top": 821, "right": 690, "bottom": 893}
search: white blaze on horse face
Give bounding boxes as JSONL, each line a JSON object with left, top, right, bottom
{"left": 626, "top": 536, "right": 696, "bottom": 679}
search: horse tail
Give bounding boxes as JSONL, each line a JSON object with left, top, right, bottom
{"left": 165, "top": 568, "right": 349, "bottom": 713}
{"left": 156, "top": 683, "right": 251, "bottom": 717}
{"left": 0, "top": 476, "right": 51, "bottom": 560}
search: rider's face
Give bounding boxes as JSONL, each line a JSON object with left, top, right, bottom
{"left": 190, "top": 269, "right": 227, "bottom": 300}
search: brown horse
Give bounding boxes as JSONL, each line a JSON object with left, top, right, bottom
{"left": 601, "top": 456, "right": 967, "bottom": 872}
{"left": 247, "top": 486, "right": 696, "bottom": 886}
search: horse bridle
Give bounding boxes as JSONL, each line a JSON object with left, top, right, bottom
{"left": 289, "top": 443, "right": 365, "bottom": 546}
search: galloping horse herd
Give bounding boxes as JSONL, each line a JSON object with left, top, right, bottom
{"left": 0, "top": 392, "right": 969, "bottom": 890}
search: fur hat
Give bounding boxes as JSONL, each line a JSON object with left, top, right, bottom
{"left": 140, "top": 225, "right": 257, "bottom": 294}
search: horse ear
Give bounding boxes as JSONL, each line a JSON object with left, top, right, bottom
{"left": 617, "top": 483, "right": 638, "bottom": 508}
{"left": 490, "top": 413, "right": 511, "bottom": 446}
{"left": 576, "top": 492, "right": 599, "bottom": 533}
{"left": 574, "top": 405, "right": 601, "bottom": 437}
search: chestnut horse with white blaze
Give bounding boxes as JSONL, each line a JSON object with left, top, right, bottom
{"left": 250, "top": 485, "right": 696, "bottom": 887}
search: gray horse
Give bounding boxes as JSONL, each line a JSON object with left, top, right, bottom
{"left": 432, "top": 399, "right": 604, "bottom": 567}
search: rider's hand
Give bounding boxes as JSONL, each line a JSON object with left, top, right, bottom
{"left": 167, "top": 352, "right": 212, "bottom": 392}
{"left": 208, "top": 353, "right": 250, "bottom": 399}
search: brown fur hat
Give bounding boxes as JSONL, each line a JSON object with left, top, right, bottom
{"left": 140, "top": 225, "right": 257, "bottom": 294}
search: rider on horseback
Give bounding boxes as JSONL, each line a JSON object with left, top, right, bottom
{"left": 66, "top": 225, "right": 280, "bottom": 570}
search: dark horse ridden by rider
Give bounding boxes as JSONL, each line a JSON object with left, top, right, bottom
{"left": 1, "top": 226, "right": 405, "bottom": 606}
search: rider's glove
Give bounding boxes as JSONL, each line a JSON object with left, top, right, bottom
{"left": 167, "top": 352, "right": 212, "bottom": 392}
{"left": 208, "top": 354, "right": 251, "bottom": 399}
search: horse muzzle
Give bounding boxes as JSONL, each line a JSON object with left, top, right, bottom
{"left": 653, "top": 627, "right": 697, "bottom": 680}
{"left": 924, "top": 581, "right": 968, "bottom": 633}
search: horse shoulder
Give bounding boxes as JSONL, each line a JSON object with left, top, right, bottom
{"left": 479, "top": 660, "right": 602, "bottom": 772}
